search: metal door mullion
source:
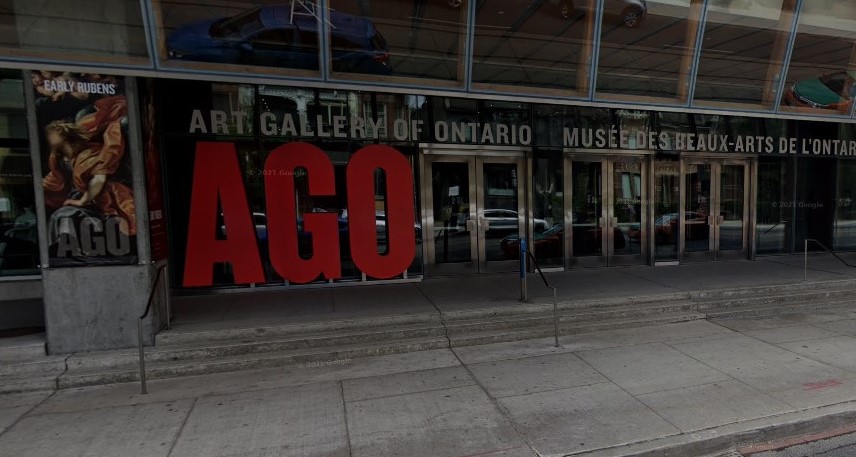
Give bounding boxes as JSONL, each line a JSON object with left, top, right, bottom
{"left": 421, "top": 154, "right": 435, "bottom": 269}
{"left": 517, "top": 157, "right": 527, "bottom": 270}
{"left": 564, "top": 158, "right": 574, "bottom": 268}
{"left": 642, "top": 160, "right": 650, "bottom": 261}
{"left": 472, "top": 157, "right": 482, "bottom": 271}
{"left": 744, "top": 160, "right": 751, "bottom": 257}
{"left": 605, "top": 161, "right": 615, "bottom": 263}
{"left": 679, "top": 159, "right": 687, "bottom": 260}
{"left": 712, "top": 161, "right": 722, "bottom": 259}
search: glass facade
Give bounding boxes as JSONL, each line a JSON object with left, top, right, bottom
{"left": 781, "top": 1, "right": 856, "bottom": 115}
{"left": 0, "top": 1, "right": 855, "bottom": 121}
{"left": 0, "top": 0, "right": 148, "bottom": 64}
{"left": 596, "top": 0, "right": 697, "bottom": 100}
{"left": 0, "top": 71, "right": 38, "bottom": 276}
{"left": 694, "top": 0, "right": 792, "bottom": 108}
{"left": 472, "top": 0, "right": 593, "bottom": 93}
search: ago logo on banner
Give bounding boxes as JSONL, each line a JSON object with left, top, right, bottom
{"left": 183, "top": 142, "right": 415, "bottom": 287}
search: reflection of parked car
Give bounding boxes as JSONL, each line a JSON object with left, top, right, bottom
{"left": 340, "top": 209, "right": 422, "bottom": 242}
{"left": 500, "top": 224, "right": 564, "bottom": 259}
{"left": 167, "top": 4, "right": 390, "bottom": 74}
{"left": 499, "top": 223, "right": 627, "bottom": 259}
{"left": 654, "top": 212, "right": 708, "bottom": 243}
{"left": 784, "top": 71, "right": 856, "bottom": 111}
{"left": 585, "top": 0, "right": 648, "bottom": 27}
{"left": 483, "top": 210, "right": 548, "bottom": 235}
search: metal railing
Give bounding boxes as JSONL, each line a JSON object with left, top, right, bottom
{"left": 137, "top": 264, "right": 169, "bottom": 395}
{"left": 519, "top": 240, "right": 560, "bottom": 348}
{"left": 804, "top": 238, "right": 856, "bottom": 281}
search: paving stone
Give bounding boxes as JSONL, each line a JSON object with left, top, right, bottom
{"left": 347, "top": 385, "right": 529, "bottom": 457}
{"left": 468, "top": 352, "right": 606, "bottom": 398}
{"left": 577, "top": 342, "right": 732, "bottom": 395}
{"left": 170, "top": 382, "right": 347, "bottom": 457}
{"left": 0, "top": 390, "right": 51, "bottom": 409}
{"left": 34, "top": 349, "right": 459, "bottom": 415}
{"left": 777, "top": 336, "right": 856, "bottom": 373}
{"left": 0, "top": 406, "right": 29, "bottom": 434}
{"left": 769, "top": 376, "right": 856, "bottom": 410}
{"left": 343, "top": 366, "right": 474, "bottom": 402}
{"left": 743, "top": 325, "right": 839, "bottom": 344}
{"left": 813, "top": 319, "right": 856, "bottom": 336}
{"left": 637, "top": 380, "right": 792, "bottom": 432}
{"left": 0, "top": 400, "right": 191, "bottom": 457}
{"left": 670, "top": 335, "right": 845, "bottom": 392}
{"left": 453, "top": 337, "right": 576, "bottom": 365}
{"left": 498, "top": 382, "right": 679, "bottom": 455}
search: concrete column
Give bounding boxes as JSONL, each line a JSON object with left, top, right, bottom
{"left": 26, "top": 75, "right": 160, "bottom": 354}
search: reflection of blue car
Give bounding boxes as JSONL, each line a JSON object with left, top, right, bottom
{"left": 166, "top": 4, "right": 391, "bottom": 74}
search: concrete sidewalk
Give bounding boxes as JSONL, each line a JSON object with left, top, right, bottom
{"left": 171, "top": 254, "right": 856, "bottom": 331}
{"left": 6, "top": 308, "right": 856, "bottom": 456}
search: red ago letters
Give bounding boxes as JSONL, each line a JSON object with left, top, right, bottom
{"left": 265, "top": 143, "right": 341, "bottom": 283}
{"left": 347, "top": 145, "right": 415, "bottom": 279}
{"left": 183, "top": 142, "right": 416, "bottom": 287}
{"left": 183, "top": 142, "right": 265, "bottom": 287}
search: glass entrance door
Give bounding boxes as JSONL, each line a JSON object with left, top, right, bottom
{"left": 566, "top": 156, "right": 648, "bottom": 267}
{"left": 682, "top": 160, "right": 750, "bottom": 261}
{"left": 423, "top": 155, "right": 525, "bottom": 275}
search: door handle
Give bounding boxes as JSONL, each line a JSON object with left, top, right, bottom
{"left": 466, "top": 219, "right": 476, "bottom": 232}
{"left": 480, "top": 218, "right": 490, "bottom": 232}
{"left": 717, "top": 215, "right": 725, "bottom": 224}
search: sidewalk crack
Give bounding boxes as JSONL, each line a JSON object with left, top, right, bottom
{"left": 421, "top": 291, "right": 542, "bottom": 457}
{"left": 166, "top": 397, "right": 197, "bottom": 457}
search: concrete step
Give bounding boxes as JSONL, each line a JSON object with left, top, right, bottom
{"left": 156, "top": 312, "right": 443, "bottom": 346}
{"left": 691, "top": 278, "right": 856, "bottom": 300}
{"left": 66, "top": 322, "right": 449, "bottom": 372}
{"left": 705, "top": 297, "right": 855, "bottom": 319}
{"left": 67, "top": 299, "right": 700, "bottom": 372}
{"left": 696, "top": 288, "right": 856, "bottom": 309}
{"left": 58, "top": 335, "right": 451, "bottom": 389}
{"left": 58, "top": 310, "right": 708, "bottom": 390}
{"left": 0, "top": 333, "right": 47, "bottom": 361}
{"left": 0, "top": 373, "right": 58, "bottom": 394}
{"left": 448, "top": 312, "right": 706, "bottom": 348}
{"left": 0, "top": 355, "right": 67, "bottom": 377}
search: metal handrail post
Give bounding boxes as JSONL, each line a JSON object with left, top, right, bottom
{"left": 551, "top": 286, "right": 559, "bottom": 348}
{"left": 137, "top": 264, "right": 166, "bottom": 395}
{"left": 137, "top": 317, "right": 147, "bottom": 394}
{"left": 520, "top": 238, "right": 528, "bottom": 302}
{"left": 163, "top": 264, "right": 171, "bottom": 330}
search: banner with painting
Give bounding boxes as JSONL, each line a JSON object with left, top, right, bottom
{"left": 32, "top": 71, "right": 138, "bottom": 266}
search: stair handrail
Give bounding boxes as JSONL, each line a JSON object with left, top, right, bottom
{"left": 137, "top": 263, "right": 168, "bottom": 395}
{"left": 522, "top": 247, "right": 560, "bottom": 348}
{"left": 803, "top": 238, "right": 856, "bottom": 281}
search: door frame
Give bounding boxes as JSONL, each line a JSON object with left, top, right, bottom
{"left": 419, "top": 144, "right": 528, "bottom": 276}
{"left": 680, "top": 155, "right": 752, "bottom": 262}
{"left": 564, "top": 152, "right": 651, "bottom": 268}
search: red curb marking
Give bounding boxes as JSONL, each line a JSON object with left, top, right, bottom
{"left": 738, "top": 423, "right": 856, "bottom": 455}
{"left": 803, "top": 379, "right": 843, "bottom": 390}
